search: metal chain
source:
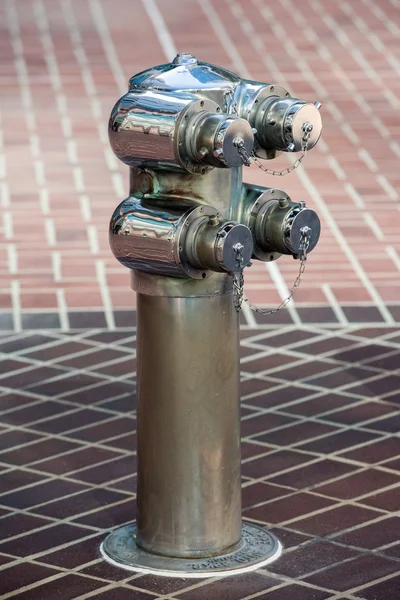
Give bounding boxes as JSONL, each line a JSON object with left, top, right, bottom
{"left": 226, "top": 90, "right": 312, "bottom": 315}
{"left": 235, "top": 125, "right": 312, "bottom": 175}
{"left": 226, "top": 89, "right": 312, "bottom": 176}
{"left": 232, "top": 228, "right": 311, "bottom": 314}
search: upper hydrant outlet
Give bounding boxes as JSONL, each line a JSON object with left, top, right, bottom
{"left": 255, "top": 97, "right": 322, "bottom": 152}
{"left": 109, "top": 55, "right": 322, "bottom": 171}
{"left": 187, "top": 113, "right": 254, "bottom": 168}
{"left": 109, "top": 93, "right": 253, "bottom": 173}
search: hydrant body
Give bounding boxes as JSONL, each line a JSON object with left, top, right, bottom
{"left": 101, "top": 53, "right": 322, "bottom": 577}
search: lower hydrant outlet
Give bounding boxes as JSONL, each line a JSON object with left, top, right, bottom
{"left": 101, "top": 52, "right": 323, "bottom": 577}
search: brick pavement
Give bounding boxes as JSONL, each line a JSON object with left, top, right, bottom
{"left": 0, "top": 325, "right": 398, "bottom": 599}
{"left": 0, "top": 0, "right": 399, "bottom": 330}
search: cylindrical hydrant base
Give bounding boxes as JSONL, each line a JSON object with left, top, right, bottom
{"left": 100, "top": 522, "right": 281, "bottom": 578}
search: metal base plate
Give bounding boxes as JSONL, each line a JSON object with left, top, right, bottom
{"left": 100, "top": 522, "right": 282, "bottom": 578}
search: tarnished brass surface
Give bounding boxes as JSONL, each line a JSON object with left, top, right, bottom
{"left": 131, "top": 270, "right": 233, "bottom": 298}
{"left": 135, "top": 286, "right": 241, "bottom": 557}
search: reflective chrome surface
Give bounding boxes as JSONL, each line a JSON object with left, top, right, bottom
{"left": 187, "top": 113, "right": 254, "bottom": 168}
{"left": 109, "top": 90, "right": 254, "bottom": 173}
{"left": 255, "top": 96, "right": 323, "bottom": 152}
{"left": 110, "top": 54, "right": 322, "bottom": 174}
{"left": 233, "top": 82, "right": 289, "bottom": 160}
{"left": 282, "top": 204, "right": 321, "bottom": 255}
{"left": 238, "top": 184, "right": 285, "bottom": 262}
{"left": 129, "top": 52, "right": 240, "bottom": 93}
{"left": 110, "top": 197, "right": 254, "bottom": 279}
{"left": 109, "top": 197, "right": 185, "bottom": 277}
{"left": 109, "top": 89, "right": 193, "bottom": 170}
{"left": 186, "top": 220, "right": 253, "bottom": 273}
{"left": 129, "top": 166, "right": 242, "bottom": 218}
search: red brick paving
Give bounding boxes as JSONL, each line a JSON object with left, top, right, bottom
{"left": 0, "top": 325, "right": 398, "bottom": 599}
{"left": 0, "top": 0, "right": 399, "bottom": 329}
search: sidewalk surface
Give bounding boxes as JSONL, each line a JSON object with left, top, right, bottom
{"left": 0, "top": 0, "right": 399, "bottom": 330}
{"left": 0, "top": 1, "right": 399, "bottom": 599}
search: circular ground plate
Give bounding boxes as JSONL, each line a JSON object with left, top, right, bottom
{"left": 100, "top": 522, "right": 281, "bottom": 578}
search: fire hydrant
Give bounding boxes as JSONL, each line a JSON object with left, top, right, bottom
{"left": 101, "top": 53, "right": 322, "bottom": 577}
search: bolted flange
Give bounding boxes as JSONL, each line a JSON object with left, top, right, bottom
{"left": 101, "top": 522, "right": 282, "bottom": 578}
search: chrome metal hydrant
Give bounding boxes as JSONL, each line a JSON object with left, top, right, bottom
{"left": 101, "top": 53, "right": 322, "bottom": 578}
